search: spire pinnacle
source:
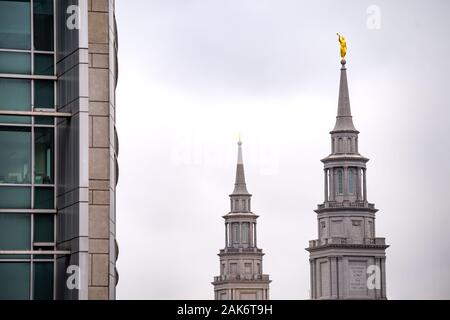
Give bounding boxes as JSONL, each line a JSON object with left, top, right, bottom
{"left": 332, "top": 60, "right": 358, "bottom": 133}
{"left": 232, "top": 138, "right": 249, "bottom": 195}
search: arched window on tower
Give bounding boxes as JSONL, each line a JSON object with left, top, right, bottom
{"left": 337, "top": 169, "right": 344, "bottom": 195}
{"left": 232, "top": 223, "right": 240, "bottom": 244}
{"left": 349, "top": 169, "right": 354, "bottom": 194}
{"left": 241, "top": 223, "right": 250, "bottom": 244}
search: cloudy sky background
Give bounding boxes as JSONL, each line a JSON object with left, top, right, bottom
{"left": 114, "top": 0, "right": 450, "bottom": 299}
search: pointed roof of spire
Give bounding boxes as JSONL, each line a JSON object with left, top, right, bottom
{"left": 332, "top": 60, "right": 358, "bottom": 133}
{"left": 232, "top": 138, "right": 250, "bottom": 195}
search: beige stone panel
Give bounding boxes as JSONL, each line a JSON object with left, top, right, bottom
{"left": 90, "top": 239, "right": 109, "bottom": 254}
{"left": 93, "top": 54, "right": 109, "bottom": 69}
{"left": 89, "top": 180, "right": 110, "bottom": 191}
{"left": 88, "top": 12, "right": 109, "bottom": 44}
{"left": 89, "top": 102, "right": 109, "bottom": 116}
{"left": 89, "top": 205, "right": 110, "bottom": 238}
{"left": 88, "top": 287, "right": 108, "bottom": 300}
{"left": 92, "top": 254, "right": 109, "bottom": 286}
{"left": 93, "top": 190, "right": 110, "bottom": 205}
{"left": 92, "top": 116, "right": 110, "bottom": 148}
{"left": 89, "top": 68, "right": 109, "bottom": 101}
{"left": 91, "top": 0, "right": 108, "bottom": 12}
{"left": 89, "top": 43, "right": 109, "bottom": 54}
{"left": 89, "top": 148, "right": 110, "bottom": 180}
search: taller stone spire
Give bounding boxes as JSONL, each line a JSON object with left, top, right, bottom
{"left": 306, "top": 58, "right": 389, "bottom": 300}
{"left": 212, "top": 139, "right": 271, "bottom": 300}
{"left": 332, "top": 60, "right": 358, "bottom": 133}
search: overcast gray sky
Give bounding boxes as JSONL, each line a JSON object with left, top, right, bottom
{"left": 114, "top": 0, "right": 450, "bottom": 300}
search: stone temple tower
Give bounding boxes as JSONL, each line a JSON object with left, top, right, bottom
{"left": 212, "top": 140, "right": 271, "bottom": 300}
{"left": 306, "top": 59, "right": 389, "bottom": 300}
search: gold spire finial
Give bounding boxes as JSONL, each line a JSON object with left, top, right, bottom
{"left": 337, "top": 33, "right": 347, "bottom": 60}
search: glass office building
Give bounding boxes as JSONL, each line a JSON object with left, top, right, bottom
{"left": 0, "top": 0, "right": 119, "bottom": 300}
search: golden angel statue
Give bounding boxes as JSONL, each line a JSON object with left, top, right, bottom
{"left": 337, "top": 33, "right": 347, "bottom": 59}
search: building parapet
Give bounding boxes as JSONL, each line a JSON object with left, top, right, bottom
{"left": 214, "top": 274, "right": 270, "bottom": 283}
{"left": 220, "top": 248, "right": 263, "bottom": 254}
{"left": 309, "top": 237, "right": 387, "bottom": 248}
{"left": 317, "top": 201, "right": 376, "bottom": 210}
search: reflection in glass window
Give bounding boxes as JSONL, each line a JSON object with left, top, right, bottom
{"left": 34, "top": 127, "right": 54, "bottom": 184}
{"left": 0, "top": 79, "right": 31, "bottom": 124}
{"left": 34, "top": 53, "right": 54, "bottom": 76}
{"left": 33, "top": 262, "right": 54, "bottom": 300}
{"left": 0, "top": 126, "right": 31, "bottom": 184}
{"left": 33, "top": 0, "right": 54, "bottom": 51}
{"left": 34, "top": 187, "right": 54, "bottom": 209}
{"left": 0, "top": 263, "right": 30, "bottom": 300}
{"left": 34, "top": 214, "right": 54, "bottom": 243}
{"left": 35, "top": 117, "right": 54, "bottom": 125}
{"left": 0, "top": 79, "right": 31, "bottom": 111}
{"left": 0, "top": 187, "right": 31, "bottom": 209}
{"left": 0, "top": 214, "right": 31, "bottom": 250}
{"left": 34, "top": 80, "right": 54, "bottom": 109}
{"left": 0, "top": 0, "right": 31, "bottom": 50}
{"left": 0, "top": 51, "right": 31, "bottom": 74}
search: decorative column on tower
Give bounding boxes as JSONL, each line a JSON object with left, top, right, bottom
{"left": 212, "top": 139, "right": 271, "bottom": 300}
{"left": 307, "top": 37, "right": 389, "bottom": 300}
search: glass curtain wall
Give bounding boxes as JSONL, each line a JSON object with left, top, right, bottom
{"left": 0, "top": 0, "right": 55, "bottom": 300}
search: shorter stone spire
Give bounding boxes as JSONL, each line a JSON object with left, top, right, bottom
{"left": 232, "top": 138, "right": 250, "bottom": 195}
{"left": 332, "top": 60, "right": 358, "bottom": 133}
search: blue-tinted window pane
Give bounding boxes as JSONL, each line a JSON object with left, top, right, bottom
{"left": 0, "top": 214, "right": 31, "bottom": 250}
{"left": 0, "top": 263, "right": 30, "bottom": 300}
{"left": 0, "top": 79, "right": 31, "bottom": 124}
{"left": 0, "top": 51, "right": 31, "bottom": 74}
{"left": 33, "top": 0, "right": 53, "bottom": 51}
{"left": 34, "top": 187, "right": 53, "bottom": 209}
{"left": 0, "top": 115, "right": 31, "bottom": 124}
{"left": 34, "top": 80, "right": 54, "bottom": 109}
{"left": 34, "top": 214, "right": 54, "bottom": 243}
{"left": 0, "top": 187, "right": 31, "bottom": 209}
{"left": 34, "top": 128, "right": 54, "bottom": 185}
{"left": 0, "top": 0, "right": 31, "bottom": 50}
{"left": 0, "top": 126, "right": 31, "bottom": 184}
{"left": 35, "top": 116, "right": 54, "bottom": 125}
{"left": 0, "top": 79, "right": 31, "bottom": 110}
{"left": 34, "top": 54, "right": 53, "bottom": 75}
{"left": 0, "top": 254, "right": 30, "bottom": 260}
{"left": 33, "top": 262, "right": 53, "bottom": 300}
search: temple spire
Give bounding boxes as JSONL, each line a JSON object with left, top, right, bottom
{"left": 213, "top": 139, "right": 270, "bottom": 300}
{"left": 232, "top": 138, "right": 249, "bottom": 195}
{"left": 332, "top": 60, "right": 358, "bottom": 133}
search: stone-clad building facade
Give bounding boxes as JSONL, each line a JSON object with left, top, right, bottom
{"left": 212, "top": 140, "right": 271, "bottom": 300}
{"left": 306, "top": 60, "right": 389, "bottom": 300}
{"left": 0, "top": 0, "right": 118, "bottom": 300}
{"left": 86, "top": 0, "right": 119, "bottom": 300}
